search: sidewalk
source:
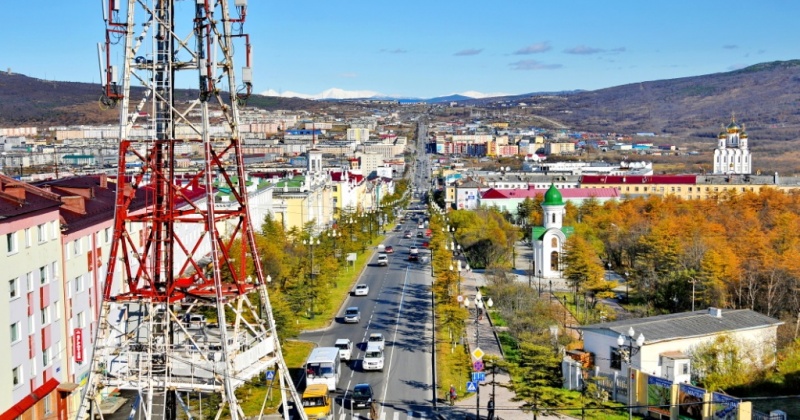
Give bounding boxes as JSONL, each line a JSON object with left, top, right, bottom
{"left": 439, "top": 268, "right": 566, "bottom": 420}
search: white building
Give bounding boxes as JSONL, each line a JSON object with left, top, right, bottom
{"left": 579, "top": 308, "right": 782, "bottom": 384}
{"left": 713, "top": 118, "right": 752, "bottom": 175}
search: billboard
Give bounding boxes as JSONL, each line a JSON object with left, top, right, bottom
{"left": 647, "top": 375, "right": 672, "bottom": 417}
{"left": 712, "top": 393, "right": 739, "bottom": 420}
{"left": 678, "top": 383, "right": 705, "bottom": 420}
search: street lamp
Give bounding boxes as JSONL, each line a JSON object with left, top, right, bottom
{"left": 302, "top": 237, "right": 320, "bottom": 318}
{"left": 328, "top": 229, "right": 341, "bottom": 260}
{"left": 538, "top": 269, "right": 542, "bottom": 297}
{"left": 617, "top": 327, "right": 645, "bottom": 420}
{"left": 624, "top": 271, "right": 630, "bottom": 302}
{"left": 473, "top": 295, "right": 484, "bottom": 420}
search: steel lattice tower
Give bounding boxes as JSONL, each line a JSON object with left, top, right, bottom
{"left": 76, "top": 1, "right": 304, "bottom": 419}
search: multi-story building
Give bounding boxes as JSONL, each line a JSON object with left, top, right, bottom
{"left": 0, "top": 174, "right": 69, "bottom": 419}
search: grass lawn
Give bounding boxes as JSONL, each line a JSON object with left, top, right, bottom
{"left": 294, "top": 235, "right": 385, "bottom": 331}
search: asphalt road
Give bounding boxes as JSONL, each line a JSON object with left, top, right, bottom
{"left": 299, "top": 217, "right": 435, "bottom": 420}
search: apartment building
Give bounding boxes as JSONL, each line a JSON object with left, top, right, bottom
{"left": 0, "top": 174, "right": 68, "bottom": 419}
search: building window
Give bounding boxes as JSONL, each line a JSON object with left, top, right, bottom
{"left": 74, "top": 276, "right": 83, "bottom": 293}
{"left": 26, "top": 272, "right": 33, "bottom": 292}
{"left": 6, "top": 232, "right": 18, "bottom": 254}
{"left": 51, "top": 262, "right": 58, "bottom": 280}
{"left": 40, "top": 266, "right": 48, "bottom": 285}
{"left": 610, "top": 347, "right": 622, "bottom": 370}
{"left": 51, "top": 221, "right": 58, "bottom": 238}
{"left": 10, "top": 322, "right": 21, "bottom": 343}
{"left": 28, "top": 315, "right": 34, "bottom": 335}
{"left": 54, "top": 300, "right": 61, "bottom": 321}
{"left": 42, "top": 347, "right": 52, "bottom": 367}
{"left": 30, "top": 357, "right": 36, "bottom": 376}
{"left": 12, "top": 366, "right": 21, "bottom": 387}
{"left": 24, "top": 228, "right": 32, "bottom": 248}
{"left": 77, "top": 311, "right": 86, "bottom": 328}
{"left": 73, "top": 239, "right": 81, "bottom": 256}
{"left": 37, "top": 224, "right": 47, "bottom": 243}
{"left": 9, "top": 278, "right": 19, "bottom": 299}
{"left": 41, "top": 306, "right": 50, "bottom": 326}
{"left": 104, "top": 227, "right": 111, "bottom": 243}
{"left": 681, "top": 362, "right": 689, "bottom": 375}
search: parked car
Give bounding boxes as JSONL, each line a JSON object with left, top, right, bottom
{"left": 367, "top": 333, "right": 385, "bottom": 350}
{"left": 344, "top": 307, "right": 361, "bottom": 323}
{"left": 354, "top": 284, "right": 369, "bottom": 296}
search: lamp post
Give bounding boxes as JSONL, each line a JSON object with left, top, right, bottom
{"left": 617, "top": 327, "right": 645, "bottom": 420}
{"left": 302, "top": 237, "right": 320, "bottom": 318}
{"left": 538, "top": 269, "right": 542, "bottom": 297}
{"left": 328, "top": 229, "right": 341, "bottom": 261}
{"left": 625, "top": 271, "right": 630, "bottom": 302}
{"left": 474, "top": 295, "right": 484, "bottom": 420}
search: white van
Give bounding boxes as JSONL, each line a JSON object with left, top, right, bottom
{"left": 334, "top": 338, "right": 353, "bottom": 361}
{"left": 362, "top": 344, "right": 384, "bottom": 371}
{"left": 305, "top": 347, "right": 341, "bottom": 391}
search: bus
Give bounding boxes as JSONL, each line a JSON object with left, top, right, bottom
{"left": 305, "top": 347, "right": 340, "bottom": 391}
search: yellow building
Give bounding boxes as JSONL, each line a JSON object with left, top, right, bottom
{"left": 579, "top": 174, "right": 800, "bottom": 200}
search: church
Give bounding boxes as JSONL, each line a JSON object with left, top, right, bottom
{"left": 531, "top": 184, "right": 573, "bottom": 281}
{"left": 713, "top": 117, "right": 751, "bottom": 175}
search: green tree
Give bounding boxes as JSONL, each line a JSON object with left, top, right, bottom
{"left": 562, "top": 235, "right": 606, "bottom": 304}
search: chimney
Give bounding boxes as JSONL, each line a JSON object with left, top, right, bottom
{"left": 4, "top": 186, "right": 26, "bottom": 201}
{"left": 99, "top": 173, "right": 108, "bottom": 189}
{"left": 708, "top": 307, "right": 722, "bottom": 318}
{"left": 61, "top": 196, "right": 87, "bottom": 214}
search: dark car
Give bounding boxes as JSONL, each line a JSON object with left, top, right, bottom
{"left": 351, "top": 383, "right": 374, "bottom": 409}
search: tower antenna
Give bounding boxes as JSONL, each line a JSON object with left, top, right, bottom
{"left": 76, "top": 1, "right": 304, "bottom": 419}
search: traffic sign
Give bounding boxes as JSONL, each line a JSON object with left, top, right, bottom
{"left": 472, "top": 348, "right": 484, "bottom": 360}
{"left": 466, "top": 381, "right": 477, "bottom": 393}
{"left": 265, "top": 370, "right": 275, "bottom": 381}
{"left": 457, "top": 295, "right": 464, "bottom": 303}
{"left": 472, "top": 372, "right": 486, "bottom": 383}
{"left": 473, "top": 359, "right": 484, "bottom": 372}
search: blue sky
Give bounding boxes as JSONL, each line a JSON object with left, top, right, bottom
{"left": 3, "top": 1, "right": 798, "bottom": 99}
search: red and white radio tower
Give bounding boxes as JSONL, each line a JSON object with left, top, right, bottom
{"left": 76, "top": 1, "right": 304, "bottom": 419}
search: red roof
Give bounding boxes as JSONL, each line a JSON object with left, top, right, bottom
{"left": 481, "top": 187, "right": 619, "bottom": 200}
{"left": 1, "top": 378, "right": 61, "bottom": 419}
{"left": 580, "top": 175, "right": 697, "bottom": 185}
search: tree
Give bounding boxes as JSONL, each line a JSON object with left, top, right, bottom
{"left": 504, "top": 341, "right": 565, "bottom": 409}
{"left": 562, "top": 235, "right": 606, "bottom": 304}
{"left": 689, "top": 334, "right": 763, "bottom": 391}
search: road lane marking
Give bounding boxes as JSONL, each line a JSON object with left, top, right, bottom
{"left": 379, "top": 265, "right": 411, "bottom": 419}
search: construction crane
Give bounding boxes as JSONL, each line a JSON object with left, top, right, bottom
{"left": 76, "top": 1, "right": 305, "bottom": 419}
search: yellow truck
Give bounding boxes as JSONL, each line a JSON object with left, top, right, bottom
{"left": 302, "top": 383, "right": 331, "bottom": 419}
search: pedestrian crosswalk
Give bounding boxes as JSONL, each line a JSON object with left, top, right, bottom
{"left": 336, "top": 410, "right": 430, "bottom": 420}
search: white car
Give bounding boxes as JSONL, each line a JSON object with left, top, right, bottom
{"left": 376, "top": 253, "right": 389, "bottom": 266}
{"left": 335, "top": 338, "right": 353, "bottom": 361}
{"left": 367, "top": 333, "right": 385, "bottom": 351}
{"left": 354, "top": 284, "right": 369, "bottom": 296}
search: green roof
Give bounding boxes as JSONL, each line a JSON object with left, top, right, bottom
{"left": 543, "top": 184, "right": 563, "bottom": 205}
{"left": 532, "top": 226, "right": 574, "bottom": 241}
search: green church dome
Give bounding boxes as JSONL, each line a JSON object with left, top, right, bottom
{"left": 543, "top": 184, "right": 564, "bottom": 205}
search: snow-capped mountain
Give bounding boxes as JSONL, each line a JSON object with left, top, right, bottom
{"left": 259, "top": 88, "right": 509, "bottom": 102}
